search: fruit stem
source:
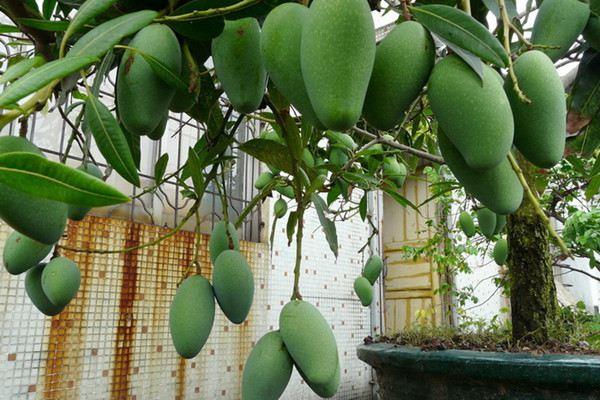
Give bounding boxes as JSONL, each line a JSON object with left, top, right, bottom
{"left": 507, "top": 152, "right": 571, "bottom": 257}
{"left": 292, "top": 204, "right": 305, "bottom": 301}
{"left": 498, "top": 0, "right": 532, "bottom": 104}
{"left": 155, "top": 0, "right": 261, "bottom": 22}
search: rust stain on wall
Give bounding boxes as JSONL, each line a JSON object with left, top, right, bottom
{"left": 44, "top": 221, "right": 94, "bottom": 399}
{"left": 110, "top": 222, "right": 141, "bottom": 400}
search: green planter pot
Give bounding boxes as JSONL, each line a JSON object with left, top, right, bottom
{"left": 357, "top": 343, "right": 600, "bottom": 399}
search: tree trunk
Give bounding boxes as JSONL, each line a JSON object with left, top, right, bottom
{"left": 507, "top": 153, "right": 558, "bottom": 343}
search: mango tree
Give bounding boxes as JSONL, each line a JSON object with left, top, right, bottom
{"left": 0, "top": 0, "right": 598, "bottom": 398}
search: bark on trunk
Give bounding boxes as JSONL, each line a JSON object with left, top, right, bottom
{"left": 507, "top": 153, "right": 558, "bottom": 343}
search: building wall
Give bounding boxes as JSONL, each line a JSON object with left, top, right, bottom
{"left": 0, "top": 206, "right": 377, "bottom": 399}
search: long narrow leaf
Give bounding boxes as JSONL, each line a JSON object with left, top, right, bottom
{"left": 63, "top": 0, "right": 118, "bottom": 45}
{"left": 133, "top": 48, "right": 188, "bottom": 92}
{"left": 0, "top": 152, "right": 130, "bottom": 207}
{"left": 85, "top": 94, "right": 140, "bottom": 186}
{"left": 311, "top": 193, "right": 339, "bottom": 257}
{"left": 0, "top": 55, "right": 45, "bottom": 84}
{"left": 0, "top": 56, "right": 97, "bottom": 107}
{"left": 411, "top": 5, "right": 508, "bottom": 67}
{"left": 68, "top": 10, "right": 157, "bottom": 58}
{"left": 17, "top": 18, "right": 69, "bottom": 31}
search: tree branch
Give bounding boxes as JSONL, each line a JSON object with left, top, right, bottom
{"left": 555, "top": 263, "right": 600, "bottom": 282}
{"left": 0, "top": 0, "right": 55, "bottom": 60}
{"left": 353, "top": 126, "right": 445, "bottom": 165}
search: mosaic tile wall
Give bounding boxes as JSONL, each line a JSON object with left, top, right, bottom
{"left": 0, "top": 211, "right": 376, "bottom": 400}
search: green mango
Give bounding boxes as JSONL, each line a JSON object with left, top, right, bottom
{"left": 301, "top": 0, "right": 376, "bottom": 131}
{"left": 255, "top": 172, "right": 274, "bottom": 190}
{"left": 302, "top": 358, "right": 340, "bottom": 398}
{"left": 477, "top": 208, "right": 497, "bottom": 239}
{"left": 531, "top": 0, "right": 590, "bottom": 61}
{"left": 493, "top": 238, "right": 508, "bottom": 265}
{"left": 329, "top": 131, "right": 357, "bottom": 150}
{"left": 302, "top": 148, "right": 315, "bottom": 168}
{"left": 41, "top": 257, "right": 81, "bottom": 308}
{"left": 169, "top": 275, "right": 215, "bottom": 358}
{"left": 363, "top": 255, "right": 383, "bottom": 284}
{"left": 274, "top": 198, "right": 288, "bottom": 219}
{"left": 383, "top": 157, "right": 407, "bottom": 187}
{"left": 279, "top": 300, "right": 339, "bottom": 387}
{"left": 3, "top": 231, "right": 53, "bottom": 275}
{"left": 208, "top": 221, "right": 240, "bottom": 264}
{"left": 261, "top": 3, "right": 322, "bottom": 127}
{"left": 458, "top": 211, "right": 476, "bottom": 238}
{"left": 329, "top": 148, "right": 349, "bottom": 168}
{"left": 68, "top": 163, "right": 103, "bottom": 221}
{"left": 363, "top": 21, "right": 435, "bottom": 130}
{"left": 117, "top": 24, "right": 181, "bottom": 135}
{"left": 354, "top": 276, "right": 373, "bottom": 307}
{"left": 0, "top": 136, "right": 67, "bottom": 245}
{"left": 505, "top": 50, "right": 566, "bottom": 168}
{"left": 212, "top": 250, "right": 254, "bottom": 324}
{"left": 428, "top": 55, "right": 514, "bottom": 170}
{"left": 242, "top": 331, "right": 293, "bottom": 400}
{"left": 212, "top": 18, "right": 267, "bottom": 113}
{"left": 261, "top": 130, "right": 285, "bottom": 145}
{"left": 275, "top": 185, "right": 295, "bottom": 199}
{"left": 25, "top": 264, "right": 65, "bottom": 316}
{"left": 494, "top": 214, "right": 507, "bottom": 235}
{"left": 584, "top": 15, "right": 600, "bottom": 51}
{"left": 438, "top": 130, "right": 523, "bottom": 215}
{"left": 147, "top": 113, "right": 169, "bottom": 141}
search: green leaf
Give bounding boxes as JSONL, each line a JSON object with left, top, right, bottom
{"left": 482, "top": 0, "right": 517, "bottom": 19}
{"left": 63, "top": 0, "right": 118, "bottom": 46}
{"left": 585, "top": 175, "right": 600, "bottom": 200}
{"left": 43, "top": 0, "right": 58, "bottom": 19}
{"left": 132, "top": 48, "right": 188, "bottom": 92}
{"left": 382, "top": 185, "right": 420, "bottom": 213}
{"left": 122, "top": 126, "right": 141, "bottom": 169}
{"left": 239, "top": 139, "right": 294, "bottom": 174}
{"left": 67, "top": 11, "right": 158, "bottom": 58}
{"left": 359, "top": 194, "right": 368, "bottom": 221}
{"left": 0, "top": 55, "right": 97, "bottom": 107}
{"left": 410, "top": 4, "right": 508, "bottom": 67}
{"left": 0, "top": 55, "right": 45, "bottom": 84}
{"left": 570, "top": 51, "right": 600, "bottom": 119}
{"left": 186, "top": 147, "right": 205, "bottom": 195}
{"left": 286, "top": 211, "right": 298, "bottom": 246}
{"left": 437, "top": 35, "right": 484, "bottom": 81}
{"left": 0, "top": 152, "right": 130, "bottom": 207}
{"left": 0, "top": 24, "right": 20, "bottom": 34}
{"left": 17, "top": 18, "right": 70, "bottom": 32}
{"left": 85, "top": 94, "right": 140, "bottom": 186}
{"left": 154, "top": 153, "right": 169, "bottom": 182}
{"left": 311, "top": 193, "right": 338, "bottom": 257}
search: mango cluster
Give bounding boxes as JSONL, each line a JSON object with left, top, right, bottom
{"left": 457, "top": 208, "right": 509, "bottom": 266}
{"left": 242, "top": 300, "right": 340, "bottom": 399}
{"left": 3, "top": 233, "right": 81, "bottom": 315}
{"left": 353, "top": 255, "right": 383, "bottom": 307}
{"left": 0, "top": 137, "right": 100, "bottom": 316}
{"left": 211, "top": 0, "right": 433, "bottom": 134}
{"left": 169, "top": 221, "right": 254, "bottom": 359}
